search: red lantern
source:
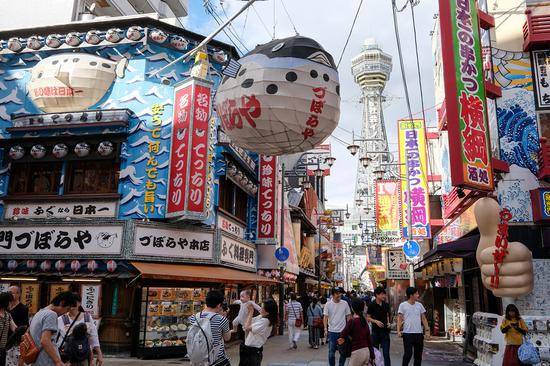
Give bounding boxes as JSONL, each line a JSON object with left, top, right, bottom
{"left": 87, "top": 260, "right": 98, "bottom": 272}
{"left": 40, "top": 260, "right": 51, "bottom": 272}
{"left": 26, "top": 260, "right": 37, "bottom": 270}
{"left": 55, "top": 260, "right": 65, "bottom": 272}
{"left": 70, "top": 260, "right": 81, "bottom": 273}
{"left": 106, "top": 260, "right": 117, "bottom": 273}
{"left": 7, "top": 260, "right": 17, "bottom": 271}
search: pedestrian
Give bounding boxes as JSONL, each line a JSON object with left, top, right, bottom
{"left": 232, "top": 290, "right": 261, "bottom": 341}
{"left": 284, "top": 293, "right": 303, "bottom": 350}
{"left": 5, "top": 326, "right": 25, "bottom": 366}
{"left": 307, "top": 297, "right": 323, "bottom": 349}
{"left": 8, "top": 287, "right": 28, "bottom": 328}
{"left": 187, "top": 290, "right": 232, "bottom": 366}
{"left": 239, "top": 299, "right": 278, "bottom": 366}
{"left": 338, "top": 298, "right": 375, "bottom": 366}
{"left": 324, "top": 287, "right": 351, "bottom": 366}
{"left": 57, "top": 294, "right": 103, "bottom": 366}
{"left": 0, "top": 293, "right": 17, "bottom": 366}
{"left": 319, "top": 297, "right": 327, "bottom": 345}
{"left": 28, "top": 291, "right": 78, "bottom": 366}
{"left": 367, "top": 287, "right": 391, "bottom": 366}
{"left": 500, "top": 304, "right": 528, "bottom": 366}
{"left": 62, "top": 323, "right": 92, "bottom": 366}
{"left": 301, "top": 293, "right": 311, "bottom": 330}
{"left": 397, "top": 287, "right": 430, "bottom": 366}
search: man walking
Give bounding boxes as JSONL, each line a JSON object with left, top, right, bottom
{"left": 323, "top": 287, "right": 351, "bottom": 366}
{"left": 367, "top": 287, "right": 391, "bottom": 366}
{"left": 8, "top": 285, "right": 29, "bottom": 328}
{"left": 397, "top": 287, "right": 430, "bottom": 366}
{"left": 284, "top": 292, "right": 302, "bottom": 350}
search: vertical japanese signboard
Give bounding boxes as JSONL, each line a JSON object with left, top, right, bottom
{"left": 257, "top": 155, "right": 277, "bottom": 241}
{"left": 398, "top": 119, "right": 431, "bottom": 239}
{"left": 144, "top": 103, "right": 164, "bottom": 215}
{"left": 532, "top": 50, "right": 550, "bottom": 110}
{"left": 375, "top": 180, "right": 401, "bottom": 238}
{"left": 21, "top": 283, "right": 39, "bottom": 315}
{"left": 81, "top": 284, "right": 101, "bottom": 318}
{"left": 439, "top": 0, "right": 493, "bottom": 190}
{"left": 167, "top": 77, "right": 213, "bottom": 218}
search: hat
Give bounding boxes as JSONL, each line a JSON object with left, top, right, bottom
{"left": 331, "top": 287, "right": 345, "bottom": 295}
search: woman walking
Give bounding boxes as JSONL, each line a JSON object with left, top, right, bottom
{"left": 0, "top": 293, "right": 17, "bottom": 366}
{"left": 239, "top": 299, "right": 278, "bottom": 366}
{"left": 338, "top": 298, "right": 375, "bottom": 366}
{"left": 500, "top": 304, "right": 528, "bottom": 366}
{"left": 307, "top": 297, "right": 323, "bottom": 349}
{"left": 284, "top": 293, "right": 303, "bottom": 350}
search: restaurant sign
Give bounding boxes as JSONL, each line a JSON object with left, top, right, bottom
{"left": 4, "top": 201, "right": 117, "bottom": 219}
{"left": 10, "top": 109, "right": 131, "bottom": 130}
{"left": 257, "top": 155, "right": 277, "bottom": 241}
{"left": 386, "top": 249, "right": 409, "bottom": 280}
{"left": 530, "top": 188, "right": 550, "bottom": 223}
{"left": 0, "top": 225, "right": 123, "bottom": 256}
{"left": 375, "top": 180, "right": 401, "bottom": 238}
{"left": 81, "top": 284, "right": 101, "bottom": 318}
{"left": 434, "top": 203, "right": 477, "bottom": 245}
{"left": 133, "top": 225, "right": 214, "bottom": 260}
{"left": 218, "top": 214, "right": 246, "bottom": 239}
{"left": 439, "top": 0, "right": 493, "bottom": 190}
{"left": 532, "top": 50, "right": 550, "bottom": 110}
{"left": 220, "top": 234, "right": 256, "bottom": 271}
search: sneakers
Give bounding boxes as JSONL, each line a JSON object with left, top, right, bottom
{"left": 292, "top": 341, "right": 297, "bottom": 349}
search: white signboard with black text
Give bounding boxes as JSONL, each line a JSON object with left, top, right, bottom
{"left": 386, "top": 249, "right": 409, "bottom": 280}
{"left": 0, "top": 225, "right": 123, "bottom": 255}
{"left": 220, "top": 234, "right": 256, "bottom": 270}
{"left": 133, "top": 226, "right": 214, "bottom": 260}
{"left": 4, "top": 201, "right": 117, "bottom": 219}
{"left": 217, "top": 214, "right": 245, "bottom": 239}
{"left": 533, "top": 50, "right": 550, "bottom": 110}
{"left": 81, "top": 284, "right": 101, "bottom": 318}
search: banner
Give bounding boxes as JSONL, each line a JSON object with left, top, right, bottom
{"left": 81, "top": 284, "right": 101, "bottom": 318}
{"left": 21, "top": 283, "right": 39, "bottom": 315}
{"left": 257, "top": 155, "right": 277, "bottom": 241}
{"left": 439, "top": 0, "right": 493, "bottom": 190}
{"left": 167, "top": 77, "right": 213, "bottom": 218}
{"left": 398, "top": 119, "right": 431, "bottom": 239}
{"left": 375, "top": 180, "right": 401, "bottom": 238}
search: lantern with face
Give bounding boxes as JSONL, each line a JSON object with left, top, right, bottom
{"left": 30, "top": 145, "right": 46, "bottom": 159}
{"left": 215, "top": 36, "right": 340, "bottom": 155}
{"left": 27, "top": 36, "right": 43, "bottom": 50}
{"left": 65, "top": 32, "right": 82, "bottom": 47}
{"left": 85, "top": 30, "right": 102, "bottom": 45}
{"left": 97, "top": 141, "right": 114, "bottom": 156}
{"left": 52, "top": 143, "right": 68, "bottom": 158}
{"left": 74, "top": 142, "right": 91, "bottom": 157}
{"left": 45, "top": 34, "right": 63, "bottom": 48}
{"left": 126, "top": 26, "right": 144, "bottom": 41}
{"left": 9, "top": 146, "right": 24, "bottom": 160}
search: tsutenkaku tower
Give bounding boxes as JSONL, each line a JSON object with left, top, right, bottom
{"left": 351, "top": 38, "right": 392, "bottom": 222}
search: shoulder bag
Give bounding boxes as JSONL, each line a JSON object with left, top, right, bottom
{"left": 310, "top": 306, "right": 323, "bottom": 328}
{"left": 57, "top": 312, "right": 82, "bottom": 363}
{"left": 338, "top": 318, "right": 355, "bottom": 358}
{"left": 290, "top": 302, "right": 302, "bottom": 328}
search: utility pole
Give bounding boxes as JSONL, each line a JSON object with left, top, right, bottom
{"left": 278, "top": 163, "right": 286, "bottom": 335}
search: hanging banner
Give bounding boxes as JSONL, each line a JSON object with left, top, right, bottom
{"left": 439, "top": 0, "right": 493, "bottom": 191}
{"left": 386, "top": 249, "right": 409, "bottom": 280}
{"left": 21, "top": 283, "right": 39, "bottom": 315}
{"left": 81, "top": 284, "right": 101, "bottom": 318}
{"left": 49, "top": 284, "right": 70, "bottom": 302}
{"left": 257, "top": 155, "right": 277, "bottom": 241}
{"left": 166, "top": 77, "right": 213, "bottom": 219}
{"left": 532, "top": 50, "right": 550, "bottom": 110}
{"left": 398, "top": 119, "right": 431, "bottom": 239}
{"left": 375, "top": 180, "right": 401, "bottom": 238}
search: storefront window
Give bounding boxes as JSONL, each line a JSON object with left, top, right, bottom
{"left": 65, "top": 160, "right": 119, "bottom": 194}
{"left": 9, "top": 162, "right": 62, "bottom": 195}
{"left": 219, "top": 176, "right": 248, "bottom": 223}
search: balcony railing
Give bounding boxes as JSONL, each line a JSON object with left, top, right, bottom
{"left": 523, "top": 9, "right": 550, "bottom": 51}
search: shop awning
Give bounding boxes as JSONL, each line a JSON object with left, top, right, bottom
{"left": 131, "top": 262, "right": 278, "bottom": 285}
{"left": 414, "top": 235, "right": 479, "bottom": 271}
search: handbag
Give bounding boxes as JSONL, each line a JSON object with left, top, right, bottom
{"left": 338, "top": 318, "right": 355, "bottom": 358}
{"left": 518, "top": 336, "right": 541, "bottom": 365}
{"left": 57, "top": 312, "right": 82, "bottom": 362}
{"left": 290, "top": 301, "right": 302, "bottom": 327}
{"left": 309, "top": 306, "right": 323, "bottom": 328}
{"left": 20, "top": 331, "right": 41, "bottom": 364}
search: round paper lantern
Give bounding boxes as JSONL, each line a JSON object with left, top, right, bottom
{"left": 105, "top": 28, "right": 123, "bottom": 43}
{"left": 26, "top": 260, "right": 37, "bottom": 270}
{"left": 87, "top": 260, "right": 98, "bottom": 272}
{"left": 65, "top": 32, "right": 82, "bottom": 47}
{"left": 97, "top": 141, "right": 114, "bottom": 156}
{"left": 70, "top": 260, "right": 81, "bottom": 272}
{"left": 85, "top": 30, "right": 101, "bottom": 45}
{"left": 126, "top": 26, "right": 144, "bottom": 41}
{"left": 52, "top": 143, "right": 68, "bottom": 158}
{"left": 150, "top": 29, "right": 167, "bottom": 43}
{"left": 54, "top": 260, "right": 66, "bottom": 272}
{"left": 7, "top": 260, "right": 17, "bottom": 271}
{"left": 8, "top": 146, "right": 24, "bottom": 160}
{"left": 170, "top": 35, "right": 188, "bottom": 50}
{"left": 106, "top": 260, "right": 117, "bottom": 273}
{"left": 30, "top": 144, "right": 46, "bottom": 159}
{"left": 45, "top": 34, "right": 62, "bottom": 48}
{"left": 215, "top": 36, "right": 340, "bottom": 155}
{"left": 74, "top": 142, "right": 91, "bottom": 157}
{"left": 27, "top": 36, "right": 43, "bottom": 50}
{"left": 7, "top": 38, "right": 23, "bottom": 52}
{"left": 40, "top": 260, "right": 51, "bottom": 272}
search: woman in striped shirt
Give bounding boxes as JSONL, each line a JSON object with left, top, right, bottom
{"left": 284, "top": 293, "right": 303, "bottom": 350}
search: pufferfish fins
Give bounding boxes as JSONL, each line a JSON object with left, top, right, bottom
{"left": 116, "top": 57, "right": 128, "bottom": 79}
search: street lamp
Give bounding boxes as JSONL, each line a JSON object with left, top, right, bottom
{"left": 355, "top": 198, "right": 363, "bottom": 206}
{"left": 347, "top": 143, "right": 360, "bottom": 156}
{"left": 345, "top": 212, "right": 351, "bottom": 219}
{"left": 359, "top": 156, "right": 372, "bottom": 168}
{"left": 373, "top": 168, "right": 385, "bottom": 180}
{"left": 324, "top": 156, "right": 336, "bottom": 167}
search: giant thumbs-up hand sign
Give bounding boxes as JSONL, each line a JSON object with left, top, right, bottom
{"left": 474, "top": 197, "right": 534, "bottom": 298}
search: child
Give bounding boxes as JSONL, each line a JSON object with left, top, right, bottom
{"left": 64, "top": 323, "right": 92, "bottom": 366}
{"left": 232, "top": 290, "right": 261, "bottom": 340}
{"left": 5, "top": 326, "right": 26, "bottom": 366}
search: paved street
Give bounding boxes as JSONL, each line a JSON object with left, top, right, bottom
{"left": 105, "top": 332, "right": 471, "bottom": 365}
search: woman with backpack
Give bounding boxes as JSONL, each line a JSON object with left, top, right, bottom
{"left": 338, "top": 298, "right": 375, "bottom": 366}
{"left": 239, "top": 299, "right": 278, "bottom": 366}
{"left": 0, "top": 293, "right": 17, "bottom": 366}
{"left": 57, "top": 294, "right": 103, "bottom": 366}
{"left": 501, "top": 304, "right": 529, "bottom": 366}
{"left": 307, "top": 297, "right": 323, "bottom": 349}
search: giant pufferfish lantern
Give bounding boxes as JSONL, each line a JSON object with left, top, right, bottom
{"left": 215, "top": 36, "right": 340, "bottom": 156}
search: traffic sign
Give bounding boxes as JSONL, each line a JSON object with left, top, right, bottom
{"left": 275, "top": 247, "right": 290, "bottom": 261}
{"left": 403, "top": 240, "right": 420, "bottom": 259}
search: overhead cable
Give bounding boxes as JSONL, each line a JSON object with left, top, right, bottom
{"left": 279, "top": 0, "right": 299, "bottom": 35}
{"left": 251, "top": 3, "right": 272, "bottom": 38}
{"left": 336, "top": 0, "right": 365, "bottom": 69}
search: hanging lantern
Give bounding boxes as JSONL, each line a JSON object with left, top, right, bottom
{"left": 9, "top": 145, "right": 24, "bottom": 160}
{"left": 70, "top": 260, "right": 81, "bottom": 273}
{"left": 52, "top": 143, "right": 68, "bottom": 158}
{"left": 74, "top": 142, "right": 91, "bottom": 157}
{"left": 7, "top": 38, "right": 23, "bottom": 52}
{"left": 65, "top": 32, "right": 82, "bottom": 47}
{"left": 26, "top": 260, "right": 37, "bottom": 270}
{"left": 7, "top": 260, "right": 18, "bottom": 271}
{"left": 85, "top": 30, "right": 102, "bottom": 45}
{"left": 54, "top": 260, "right": 66, "bottom": 272}
{"left": 45, "top": 34, "right": 62, "bottom": 48}
{"left": 27, "top": 35, "right": 43, "bottom": 50}
{"left": 105, "top": 28, "right": 123, "bottom": 43}
{"left": 170, "top": 35, "right": 189, "bottom": 50}
{"left": 215, "top": 36, "right": 340, "bottom": 155}
{"left": 97, "top": 141, "right": 114, "bottom": 156}
{"left": 150, "top": 29, "right": 167, "bottom": 43}
{"left": 30, "top": 144, "right": 46, "bottom": 159}
{"left": 40, "top": 260, "right": 51, "bottom": 272}
{"left": 126, "top": 26, "right": 144, "bottom": 41}
{"left": 106, "top": 260, "right": 117, "bottom": 273}
{"left": 87, "top": 260, "right": 98, "bottom": 272}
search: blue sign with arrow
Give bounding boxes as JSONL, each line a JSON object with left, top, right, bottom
{"left": 275, "top": 247, "right": 290, "bottom": 262}
{"left": 403, "top": 240, "right": 420, "bottom": 259}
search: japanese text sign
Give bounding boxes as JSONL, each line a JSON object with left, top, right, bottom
{"left": 218, "top": 214, "right": 246, "bottom": 239}
{"left": 375, "top": 180, "right": 401, "bottom": 238}
{"left": 167, "top": 77, "right": 213, "bottom": 219}
{"left": 81, "top": 284, "right": 101, "bottom": 318}
{"left": 398, "top": 119, "right": 431, "bottom": 239}
{"left": 220, "top": 234, "right": 256, "bottom": 271}
{"left": 49, "top": 284, "right": 70, "bottom": 302}
{"left": 532, "top": 50, "right": 550, "bottom": 110}
{"left": 143, "top": 103, "right": 165, "bottom": 216}
{"left": 434, "top": 203, "right": 477, "bottom": 245}
{"left": 133, "top": 225, "right": 214, "bottom": 260}
{"left": 21, "top": 283, "right": 39, "bottom": 315}
{"left": 529, "top": 188, "right": 550, "bottom": 222}
{"left": 439, "top": 0, "right": 493, "bottom": 190}
{"left": 386, "top": 249, "right": 409, "bottom": 280}
{"left": 257, "top": 155, "right": 277, "bottom": 241}
{"left": 4, "top": 201, "right": 117, "bottom": 220}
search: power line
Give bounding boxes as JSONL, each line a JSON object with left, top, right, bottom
{"left": 251, "top": 3, "right": 272, "bottom": 38}
{"left": 214, "top": 1, "right": 250, "bottom": 52}
{"left": 240, "top": 6, "right": 250, "bottom": 39}
{"left": 279, "top": 0, "right": 299, "bottom": 35}
{"left": 204, "top": 2, "right": 246, "bottom": 55}
{"left": 336, "top": 0, "right": 365, "bottom": 69}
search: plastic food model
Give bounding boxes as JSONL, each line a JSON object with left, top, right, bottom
{"left": 474, "top": 197, "right": 534, "bottom": 297}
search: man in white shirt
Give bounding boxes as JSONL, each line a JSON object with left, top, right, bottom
{"left": 397, "top": 287, "right": 431, "bottom": 366}
{"left": 323, "top": 287, "right": 351, "bottom": 366}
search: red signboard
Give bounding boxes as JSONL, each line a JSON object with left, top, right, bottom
{"left": 167, "top": 77, "right": 213, "bottom": 218}
{"left": 257, "top": 155, "right": 277, "bottom": 240}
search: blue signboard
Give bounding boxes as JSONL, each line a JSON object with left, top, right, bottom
{"left": 403, "top": 240, "right": 420, "bottom": 259}
{"left": 275, "top": 247, "right": 290, "bottom": 262}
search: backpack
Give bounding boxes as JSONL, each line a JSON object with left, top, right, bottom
{"left": 186, "top": 312, "right": 220, "bottom": 365}
{"left": 63, "top": 334, "right": 91, "bottom": 362}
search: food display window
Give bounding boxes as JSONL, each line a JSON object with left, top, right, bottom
{"left": 138, "top": 287, "right": 209, "bottom": 354}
